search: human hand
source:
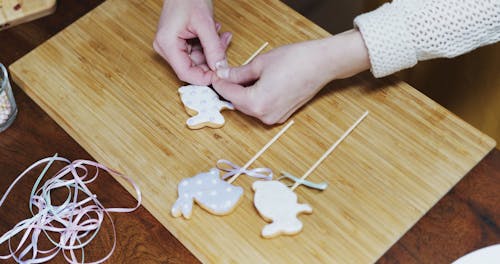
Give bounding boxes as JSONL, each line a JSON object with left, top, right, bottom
{"left": 212, "top": 29, "right": 370, "bottom": 125}
{"left": 153, "top": 0, "right": 231, "bottom": 85}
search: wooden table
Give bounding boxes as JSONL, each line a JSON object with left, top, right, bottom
{"left": 0, "top": 1, "right": 498, "bottom": 263}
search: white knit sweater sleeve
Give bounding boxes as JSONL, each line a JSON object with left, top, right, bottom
{"left": 354, "top": 0, "right": 500, "bottom": 78}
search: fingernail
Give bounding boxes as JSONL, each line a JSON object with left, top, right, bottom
{"left": 215, "top": 59, "right": 228, "bottom": 70}
{"left": 217, "top": 68, "right": 230, "bottom": 79}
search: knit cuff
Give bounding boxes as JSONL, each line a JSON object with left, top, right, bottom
{"left": 354, "top": 2, "right": 418, "bottom": 78}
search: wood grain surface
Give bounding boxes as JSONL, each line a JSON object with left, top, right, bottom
{"left": 1, "top": 2, "right": 196, "bottom": 263}
{"left": 1, "top": 0, "right": 498, "bottom": 263}
{"left": 379, "top": 150, "right": 500, "bottom": 263}
{"left": 0, "top": 0, "right": 56, "bottom": 30}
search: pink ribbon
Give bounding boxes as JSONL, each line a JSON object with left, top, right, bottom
{"left": 216, "top": 159, "right": 273, "bottom": 180}
{"left": 0, "top": 154, "right": 141, "bottom": 263}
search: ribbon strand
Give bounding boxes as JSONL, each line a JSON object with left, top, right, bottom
{"left": 227, "top": 120, "right": 294, "bottom": 184}
{"left": 0, "top": 154, "right": 141, "bottom": 264}
{"left": 278, "top": 171, "right": 328, "bottom": 190}
{"left": 216, "top": 159, "right": 273, "bottom": 181}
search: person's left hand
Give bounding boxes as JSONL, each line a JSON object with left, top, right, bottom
{"left": 212, "top": 29, "right": 370, "bottom": 125}
{"left": 153, "top": 0, "right": 231, "bottom": 85}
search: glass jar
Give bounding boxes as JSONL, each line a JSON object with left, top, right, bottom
{"left": 0, "top": 63, "right": 18, "bottom": 132}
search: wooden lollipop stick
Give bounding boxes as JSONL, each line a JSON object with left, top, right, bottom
{"left": 242, "top": 42, "right": 269, "bottom": 65}
{"left": 291, "top": 111, "right": 369, "bottom": 191}
{"left": 221, "top": 42, "right": 273, "bottom": 183}
{"left": 228, "top": 120, "right": 294, "bottom": 184}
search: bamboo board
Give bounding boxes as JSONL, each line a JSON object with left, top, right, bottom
{"left": 0, "top": 0, "right": 56, "bottom": 30}
{"left": 9, "top": 0, "right": 495, "bottom": 262}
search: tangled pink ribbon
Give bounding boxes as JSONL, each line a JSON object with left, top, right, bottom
{"left": 216, "top": 159, "right": 273, "bottom": 180}
{"left": 0, "top": 154, "right": 141, "bottom": 263}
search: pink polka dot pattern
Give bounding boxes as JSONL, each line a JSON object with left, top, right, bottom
{"left": 171, "top": 168, "right": 244, "bottom": 219}
{"left": 178, "top": 85, "right": 234, "bottom": 129}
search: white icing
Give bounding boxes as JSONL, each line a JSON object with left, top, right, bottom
{"left": 171, "top": 168, "right": 243, "bottom": 219}
{"left": 178, "top": 85, "right": 234, "bottom": 129}
{"left": 252, "top": 180, "right": 313, "bottom": 238}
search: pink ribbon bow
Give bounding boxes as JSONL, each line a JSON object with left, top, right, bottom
{"left": 216, "top": 159, "right": 273, "bottom": 180}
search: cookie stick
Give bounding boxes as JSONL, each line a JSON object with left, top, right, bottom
{"left": 242, "top": 42, "right": 269, "bottom": 65}
{"left": 171, "top": 120, "right": 294, "bottom": 219}
{"left": 253, "top": 111, "right": 369, "bottom": 238}
{"left": 178, "top": 42, "right": 269, "bottom": 130}
{"left": 227, "top": 120, "right": 294, "bottom": 184}
{"left": 291, "top": 111, "right": 369, "bottom": 191}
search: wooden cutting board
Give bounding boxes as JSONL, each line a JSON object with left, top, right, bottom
{"left": 9, "top": 0, "right": 495, "bottom": 262}
{"left": 0, "top": 0, "right": 56, "bottom": 30}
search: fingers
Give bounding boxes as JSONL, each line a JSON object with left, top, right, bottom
{"left": 153, "top": 1, "right": 225, "bottom": 85}
{"left": 216, "top": 59, "right": 261, "bottom": 84}
{"left": 212, "top": 57, "right": 283, "bottom": 125}
{"left": 212, "top": 79, "right": 267, "bottom": 120}
{"left": 188, "top": 31, "right": 232, "bottom": 70}
{"left": 155, "top": 36, "right": 213, "bottom": 85}
{"left": 154, "top": 31, "right": 231, "bottom": 85}
{"left": 212, "top": 79, "right": 280, "bottom": 125}
{"left": 211, "top": 79, "right": 258, "bottom": 115}
{"left": 189, "top": 47, "right": 206, "bottom": 66}
{"left": 220, "top": 32, "right": 233, "bottom": 50}
{"left": 192, "top": 16, "right": 228, "bottom": 70}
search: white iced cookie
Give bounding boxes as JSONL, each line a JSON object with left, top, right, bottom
{"left": 178, "top": 85, "right": 234, "bottom": 129}
{"left": 172, "top": 168, "right": 244, "bottom": 219}
{"left": 252, "top": 180, "right": 313, "bottom": 238}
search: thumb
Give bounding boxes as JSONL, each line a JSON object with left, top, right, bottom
{"left": 216, "top": 61, "right": 261, "bottom": 84}
{"left": 212, "top": 79, "right": 254, "bottom": 115}
{"left": 193, "top": 18, "right": 227, "bottom": 70}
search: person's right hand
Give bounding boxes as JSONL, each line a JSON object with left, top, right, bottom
{"left": 212, "top": 30, "right": 370, "bottom": 125}
{"left": 153, "top": 0, "right": 231, "bottom": 85}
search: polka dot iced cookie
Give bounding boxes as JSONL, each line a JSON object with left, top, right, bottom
{"left": 178, "top": 85, "right": 234, "bottom": 129}
{"left": 171, "top": 168, "right": 244, "bottom": 219}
